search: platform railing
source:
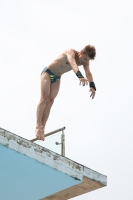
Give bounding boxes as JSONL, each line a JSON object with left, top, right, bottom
{"left": 30, "top": 127, "right": 66, "bottom": 156}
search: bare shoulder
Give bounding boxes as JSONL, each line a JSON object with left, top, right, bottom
{"left": 64, "top": 49, "right": 78, "bottom": 56}
{"left": 55, "top": 49, "right": 71, "bottom": 58}
{"left": 56, "top": 47, "right": 79, "bottom": 58}
{"left": 56, "top": 49, "right": 78, "bottom": 60}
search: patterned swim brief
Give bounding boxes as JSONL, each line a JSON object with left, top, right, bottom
{"left": 41, "top": 67, "right": 61, "bottom": 83}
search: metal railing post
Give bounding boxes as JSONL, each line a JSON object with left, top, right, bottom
{"left": 61, "top": 130, "right": 65, "bottom": 156}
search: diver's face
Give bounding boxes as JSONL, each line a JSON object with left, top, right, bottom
{"left": 78, "top": 51, "right": 90, "bottom": 64}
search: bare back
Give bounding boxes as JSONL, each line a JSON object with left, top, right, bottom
{"left": 48, "top": 50, "right": 81, "bottom": 76}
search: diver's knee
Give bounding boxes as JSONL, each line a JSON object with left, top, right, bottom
{"left": 40, "top": 93, "right": 49, "bottom": 104}
{"left": 48, "top": 96, "right": 55, "bottom": 105}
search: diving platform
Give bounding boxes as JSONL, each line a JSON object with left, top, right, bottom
{"left": 0, "top": 127, "right": 107, "bottom": 200}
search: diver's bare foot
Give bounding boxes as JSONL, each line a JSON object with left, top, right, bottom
{"left": 35, "top": 126, "right": 45, "bottom": 141}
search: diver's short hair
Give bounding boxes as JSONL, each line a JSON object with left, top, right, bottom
{"left": 82, "top": 45, "right": 96, "bottom": 60}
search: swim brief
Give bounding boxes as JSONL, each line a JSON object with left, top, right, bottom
{"left": 41, "top": 67, "right": 61, "bottom": 83}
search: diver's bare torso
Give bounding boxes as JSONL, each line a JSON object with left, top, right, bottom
{"left": 48, "top": 49, "right": 82, "bottom": 76}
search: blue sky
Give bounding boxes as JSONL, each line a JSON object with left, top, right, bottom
{"left": 0, "top": 0, "right": 133, "bottom": 199}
